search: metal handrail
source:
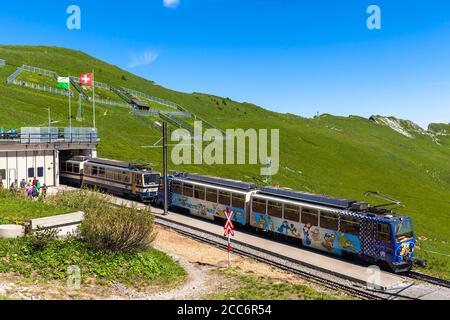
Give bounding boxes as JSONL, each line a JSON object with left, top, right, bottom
{"left": 0, "top": 129, "right": 99, "bottom": 144}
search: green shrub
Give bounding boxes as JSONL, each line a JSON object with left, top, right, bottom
{"left": 31, "top": 227, "right": 59, "bottom": 249}
{"left": 0, "top": 237, "right": 186, "bottom": 286}
{"left": 80, "top": 204, "right": 156, "bottom": 253}
{"left": 46, "top": 188, "right": 109, "bottom": 213}
{"left": 47, "top": 189, "right": 156, "bottom": 252}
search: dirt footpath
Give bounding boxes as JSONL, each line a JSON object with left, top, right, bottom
{"left": 152, "top": 226, "right": 347, "bottom": 299}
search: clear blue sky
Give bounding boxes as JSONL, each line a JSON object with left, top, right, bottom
{"left": 1, "top": 0, "right": 450, "bottom": 127}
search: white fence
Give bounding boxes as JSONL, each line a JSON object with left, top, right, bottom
{"left": 7, "top": 67, "right": 24, "bottom": 82}
{"left": 163, "top": 111, "right": 191, "bottom": 118}
{"left": 70, "top": 76, "right": 110, "bottom": 90}
{"left": 131, "top": 109, "right": 160, "bottom": 117}
{"left": 86, "top": 96, "right": 131, "bottom": 109}
{"left": 7, "top": 78, "right": 74, "bottom": 97}
{"left": 121, "top": 87, "right": 180, "bottom": 110}
{"left": 22, "top": 65, "right": 58, "bottom": 78}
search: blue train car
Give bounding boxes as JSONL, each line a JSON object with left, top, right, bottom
{"left": 159, "top": 172, "right": 257, "bottom": 225}
{"left": 252, "top": 187, "right": 416, "bottom": 272}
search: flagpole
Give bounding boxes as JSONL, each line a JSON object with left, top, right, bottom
{"left": 68, "top": 75, "right": 72, "bottom": 132}
{"left": 92, "top": 70, "right": 96, "bottom": 129}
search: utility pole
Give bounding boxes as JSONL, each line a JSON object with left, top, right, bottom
{"left": 264, "top": 157, "right": 272, "bottom": 185}
{"left": 47, "top": 107, "right": 51, "bottom": 129}
{"left": 163, "top": 122, "right": 169, "bottom": 215}
{"left": 47, "top": 107, "right": 51, "bottom": 142}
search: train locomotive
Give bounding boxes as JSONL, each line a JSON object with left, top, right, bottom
{"left": 157, "top": 172, "right": 416, "bottom": 273}
{"left": 60, "top": 157, "right": 161, "bottom": 203}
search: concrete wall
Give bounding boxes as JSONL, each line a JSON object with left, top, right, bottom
{"left": 0, "top": 150, "right": 55, "bottom": 188}
{"left": 0, "top": 141, "right": 97, "bottom": 189}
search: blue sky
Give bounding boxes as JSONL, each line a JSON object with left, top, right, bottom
{"left": 1, "top": 0, "right": 450, "bottom": 127}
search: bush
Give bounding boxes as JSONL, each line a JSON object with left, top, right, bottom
{"left": 46, "top": 188, "right": 109, "bottom": 212}
{"left": 80, "top": 204, "right": 156, "bottom": 253}
{"left": 45, "top": 189, "right": 156, "bottom": 252}
{"left": 0, "top": 237, "right": 186, "bottom": 286}
{"left": 31, "top": 227, "right": 59, "bottom": 249}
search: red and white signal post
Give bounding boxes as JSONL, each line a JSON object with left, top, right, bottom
{"left": 224, "top": 209, "right": 235, "bottom": 268}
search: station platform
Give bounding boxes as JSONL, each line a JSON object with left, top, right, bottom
{"left": 151, "top": 207, "right": 409, "bottom": 291}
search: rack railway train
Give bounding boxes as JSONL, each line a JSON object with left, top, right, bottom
{"left": 60, "top": 156, "right": 161, "bottom": 203}
{"left": 60, "top": 157, "right": 416, "bottom": 273}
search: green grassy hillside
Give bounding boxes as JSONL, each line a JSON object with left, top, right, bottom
{"left": 0, "top": 45, "right": 449, "bottom": 278}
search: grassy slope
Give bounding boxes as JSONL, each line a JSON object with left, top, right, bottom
{"left": 0, "top": 45, "right": 449, "bottom": 277}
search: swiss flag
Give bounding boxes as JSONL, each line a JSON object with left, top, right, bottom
{"left": 80, "top": 73, "right": 93, "bottom": 86}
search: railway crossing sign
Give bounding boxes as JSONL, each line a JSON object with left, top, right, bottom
{"left": 224, "top": 209, "right": 235, "bottom": 268}
{"left": 224, "top": 209, "right": 235, "bottom": 237}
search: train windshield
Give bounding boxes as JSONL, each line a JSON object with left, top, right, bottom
{"left": 395, "top": 219, "right": 414, "bottom": 241}
{"left": 144, "top": 174, "right": 160, "bottom": 185}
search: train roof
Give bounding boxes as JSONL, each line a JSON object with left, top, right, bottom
{"left": 88, "top": 158, "right": 131, "bottom": 169}
{"left": 86, "top": 158, "right": 156, "bottom": 172}
{"left": 70, "top": 156, "right": 91, "bottom": 162}
{"left": 172, "top": 172, "right": 257, "bottom": 191}
{"left": 258, "top": 187, "right": 355, "bottom": 209}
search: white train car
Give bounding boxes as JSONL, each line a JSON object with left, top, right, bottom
{"left": 82, "top": 158, "right": 160, "bottom": 203}
{"left": 59, "top": 156, "right": 90, "bottom": 187}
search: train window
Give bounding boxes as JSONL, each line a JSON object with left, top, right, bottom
{"left": 284, "top": 204, "right": 300, "bottom": 222}
{"left": 67, "top": 163, "right": 73, "bottom": 172}
{"left": 114, "top": 171, "right": 120, "bottom": 181}
{"left": 99, "top": 168, "right": 106, "bottom": 178}
{"left": 183, "top": 183, "right": 194, "bottom": 197}
{"left": 172, "top": 182, "right": 182, "bottom": 194}
{"left": 301, "top": 208, "right": 318, "bottom": 226}
{"left": 194, "top": 186, "right": 205, "bottom": 200}
{"left": 144, "top": 174, "right": 159, "bottom": 185}
{"left": 267, "top": 201, "right": 283, "bottom": 219}
{"left": 136, "top": 174, "right": 143, "bottom": 185}
{"left": 218, "top": 191, "right": 231, "bottom": 206}
{"left": 231, "top": 193, "right": 245, "bottom": 210}
{"left": 122, "top": 172, "right": 130, "bottom": 183}
{"left": 252, "top": 198, "right": 267, "bottom": 214}
{"left": 377, "top": 224, "right": 393, "bottom": 244}
{"left": 320, "top": 211, "right": 339, "bottom": 231}
{"left": 340, "top": 216, "right": 360, "bottom": 235}
{"left": 205, "top": 188, "right": 218, "bottom": 203}
{"left": 73, "top": 164, "right": 80, "bottom": 174}
{"left": 92, "top": 166, "right": 98, "bottom": 176}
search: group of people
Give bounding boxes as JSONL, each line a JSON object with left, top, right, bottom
{"left": 9, "top": 177, "right": 48, "bottom": 200}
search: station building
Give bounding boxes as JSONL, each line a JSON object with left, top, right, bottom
{"left": 0, "top": 127, "right": 98, "bottom": 188}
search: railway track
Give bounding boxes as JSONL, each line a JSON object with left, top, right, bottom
{"left": 106, "top": 194, "right": 446, "bottom": 299}
{"left": 407, "top": 271, "right": 450, "bottom": 289}
{"left": 154, "top": 214, "right": 413, "bottom": 300}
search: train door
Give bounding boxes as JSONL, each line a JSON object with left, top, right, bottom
{"left": 131, "top": 173, "right": 137, "bottom": 196}
{"left": 375, "top": 223, "right": 395, "bottom": 263}
{"left": 8, "top": 169, "right": 16, "bottom": 187}
{"left": 360, "top": 220, "right": 377, "bottom": 259}
{"left": 0, "top": 152, "right": 6, "bottom": 187}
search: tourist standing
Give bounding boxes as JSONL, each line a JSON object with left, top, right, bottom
{"left": 41, "top": 184, "right": 48, "bottom": 199}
